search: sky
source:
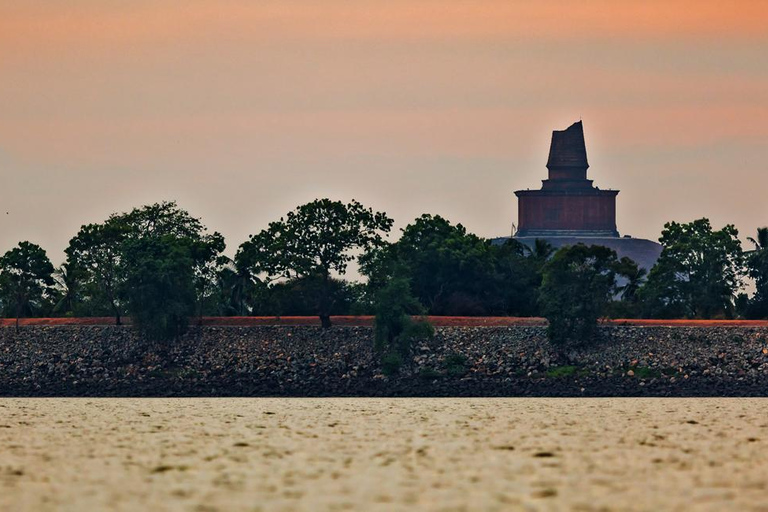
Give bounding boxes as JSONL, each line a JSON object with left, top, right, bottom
{"left": 1, "top": 0, "right": 768, "bottom": 269}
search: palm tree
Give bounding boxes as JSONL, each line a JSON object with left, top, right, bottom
{"left": 745, "top": 227, "right": 768, "bottom": 319}
{"left": 747, "top": 227, "right": 768, "bottom": 254}
{"left": 216, "top": 260, "right": 263, "bottom": 316}
{"left": 52, "top": 263, "right": 83, "bottom": 316}
{"left": 524, "top": 239, "right": 555, "bottom": 263}
{"left": 617, "top": 264, "right": 648, "bottom": 302}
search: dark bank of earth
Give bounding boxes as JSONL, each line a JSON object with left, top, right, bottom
{"left": 2, "top": 325, "right": 768, "bottom": 397}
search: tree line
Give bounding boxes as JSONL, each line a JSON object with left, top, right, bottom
{"left": 1, "top": 199, "right": 767, "bottom": 344}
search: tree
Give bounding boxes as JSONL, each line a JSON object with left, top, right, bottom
{"left": 638, "top": 219, "right": 743, "bottom": 319}
{"left": 121, "top": 235, "right": 197, "bottom": 342}
{"left": 360, "top": 215, "right": 540, "bottom": 316}
{"left": 66, "top": 201, "right": 226, "bottom": 328}
{"left": 373, "top": 275, "right": 434, "bottom": 375}
{"left": 745, "top": 227, "right": 768, "bottom": 318}
{"left": 50, "top": 263, "right": 86, "bottom": 317}
{"left": 615, "top": 256, "right": 647, "bottom": 303}
{"left": 0, "top": 242, "right": 55, "bottom": 331}
{"left": 117, "top": 201, "right": 226, "bottom": 321}
{"left": 213, "top": 258, "right": 266, "bottom": 316}
{"left": 65, "top": 220, "right": 129, "bottom": 323}
{"left": 237, "top": 199, "right": 393, "bottom": 327}
{"left": 119, "top": 203, "right": 225, "bottom": 340}
{"left": 394, "top": 215, "right": 491, "bottom": 314}
{"left": 538, "top": 244, "right": 620, "bottom": 345}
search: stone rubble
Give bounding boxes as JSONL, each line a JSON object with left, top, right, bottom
{"left": 1, "top": 325, "right": 767, "bottom": 396}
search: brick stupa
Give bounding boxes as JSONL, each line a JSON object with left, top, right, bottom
{"left": 514, "top": 121, "right": 618, "bottom": 237}
{"left": 494, "top": 121, "right": 662, "bottom": 270}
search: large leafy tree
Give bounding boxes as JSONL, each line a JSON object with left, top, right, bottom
{"left": 538, "top": 244, "right": 621, "bottom": 345}
{"left": 237, "top": 199, "right": 393, "bottom": 327}
{"left": 361, "top": 215, "right": 540, "bottom": 316}
{"left": 65, "top": 220, "right": 129, "bottom": 323}
{"left": 745, "top": 227, "right": 768, "bottom": 318}
{"left": 66, "top": 201, "right": 224, "bottom": 325}
{"left": 0, "top": 242, "right": 55, "bottom": 331}
{"left": 118, "top": 202, "right": 225, "bottom": 339}
{"left": 638, "top": 219, "right": 743, "bottom": 319}
{"left": 394, "top": 215, "right": 493, "bottom": 314}
{"left": 121, "top": 235, "right": 198, "bottom": 342}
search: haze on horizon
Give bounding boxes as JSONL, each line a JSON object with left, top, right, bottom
{"left": 2, "top": 0, "right": 767, "bottom": 267}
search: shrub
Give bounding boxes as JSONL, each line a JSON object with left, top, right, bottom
{"left": 632, "top": 366, "right": 662, "bottom": 379}
{"left": 545, "top": 365, "right": 588, "bottom": 378}
{"left": 373, "top": 275, "right": 434, "bottom": 374}
{"left": 418, "top": 367, "right": 442, "bottom": 380}
{"left": 443, "top": 353, "right": 469, "bottom": 377}
{"left": 381, "top": 352, "right": 403, "bottom": 376}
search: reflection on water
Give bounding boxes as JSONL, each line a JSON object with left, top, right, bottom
{"left": 1, "top": 398, "right": 766, "bottom": 511}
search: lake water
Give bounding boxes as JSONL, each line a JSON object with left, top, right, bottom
{"left": 1, "top": 398, "right": 767, "bottom": 511}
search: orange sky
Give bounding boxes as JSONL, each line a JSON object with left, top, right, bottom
{"left": 1, "top": 1, "right": 767, "bottom": 268}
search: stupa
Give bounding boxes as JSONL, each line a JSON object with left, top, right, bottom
{"left": 496, "top": 121, "right": 662, "bottom": 270}
{"left": 515, "top": 121, "right": 618, "bottom": 237}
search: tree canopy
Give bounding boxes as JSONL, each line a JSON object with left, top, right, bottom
{"left": 121, "top": 235, "right": 198, "bottom": 342}
{"left": 7, "top": 198, "right": 768, "bottom": 343}
{"left": 0, "top": 242, "right": 55, "bottom": 330}
{"left": 65, "top": 201, "right": 225, "bottom": 339}
{"left": 361, "top": 215, "right": 541, "bottom": 316}
{"left": 538, "top": 244, "right": 623, "bottom": 345}
{"left": 744, "top": 227, "right": 768, "bottom": 319}
{"left": 638, "top": 219, "right": 743, "bottom": 319}
{"left": 65, "top": 219, "right": 129, "bottom": 323}
{"left": 237, "top": 199, "right": 393, "bottom": 327}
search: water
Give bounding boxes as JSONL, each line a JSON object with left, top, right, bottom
{"left": 1, "top": 398, "right": 766, "bottom": 511}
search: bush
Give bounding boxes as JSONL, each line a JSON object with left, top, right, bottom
{"left": 443, "top": 353, "right": 469, "bottom": 377}
{"left": 373, "top": 275, "right": 434, "bottom": 374}
{"left": 381, "top": 352, "right": 403, "bottom": 376}
{"left": 374, "top": 276, "right": 433, "bottom": 354}
{"left": 545, "top": 366, "right": 588, "bottom": 378}
{"left": 418, "top": 367, "right": 442, "bottom": 380}
{"left": 631, "top": 366, "right": 661, "bottom": 379}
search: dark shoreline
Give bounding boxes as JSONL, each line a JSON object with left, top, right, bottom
{"left": 2, "top": 325, "right": 768, "bottom": 397}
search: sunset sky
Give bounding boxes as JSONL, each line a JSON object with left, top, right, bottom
{"left": 1, "top": 1, "right": 767, "bottom": 267}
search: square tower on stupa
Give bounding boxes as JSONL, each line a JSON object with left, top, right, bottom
{"left": 514, "top": 121, "right": 619, "bottom": 237}
{"left": 496, "top": 121, "right": 662, "bottom": 271}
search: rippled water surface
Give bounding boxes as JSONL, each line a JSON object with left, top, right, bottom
{"left": 1, "top": 398, "right": 767, "bottom": 511}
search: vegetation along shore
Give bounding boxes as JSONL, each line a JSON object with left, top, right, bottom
{"left": 2, "top": 198, "right": 767, "bottom": 396}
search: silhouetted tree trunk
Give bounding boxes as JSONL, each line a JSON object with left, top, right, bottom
{"left": 319, "top": 271, "right": 332, "bottom": 328}
{"left": 15, "top": 300, "right": 21, "bottom": 333}
{"left": 112, "top": 302, "right": 122, "bottom": 326}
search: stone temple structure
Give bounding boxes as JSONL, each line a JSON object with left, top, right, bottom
{"left": 495, "top": 121, "right": 662, "bottom": 270}
{"left": 515, "top": 121, "right": 618, "bottom": 237}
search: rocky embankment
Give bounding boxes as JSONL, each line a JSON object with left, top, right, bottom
{"left": 2, "top": 325, "right": 768, "bottom": 396}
